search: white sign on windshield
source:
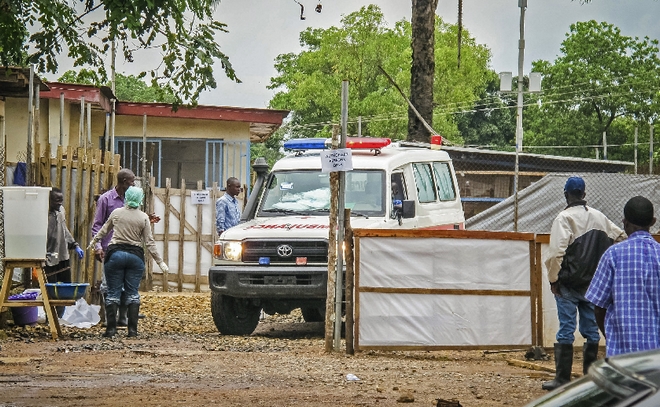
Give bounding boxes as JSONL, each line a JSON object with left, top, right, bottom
{"left": 321, "top": 148, "right": 353, "bottom": 172}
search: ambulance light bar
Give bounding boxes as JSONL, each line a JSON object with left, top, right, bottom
{"left": 283, "top": 137, "right": 391, "bottom": 151}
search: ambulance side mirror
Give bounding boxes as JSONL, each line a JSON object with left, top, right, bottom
{"left": 402, "top": 200, "right": 415, "bottom": 219}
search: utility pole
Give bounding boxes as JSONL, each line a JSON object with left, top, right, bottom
{"left": 513, "top": 0, "right": 526, "bottom": 232}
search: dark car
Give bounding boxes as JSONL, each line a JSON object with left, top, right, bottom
{"left": 524, "top": 349, "right": 660, "bottom": 407}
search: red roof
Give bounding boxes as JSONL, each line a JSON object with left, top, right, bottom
{"left": 41, "top": 82, "right": 289, "bottom": 125}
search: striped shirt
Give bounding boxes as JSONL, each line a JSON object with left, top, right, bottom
{"left": 586, "top": 230, "right": 660, "bottom": 357}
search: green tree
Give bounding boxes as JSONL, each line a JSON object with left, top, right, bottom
{"left": 527, "top": 21, "right": 660, "bottom": 157}
{"left": 455, "top": 72, "right": 516, "bottom": 148}
{"left": 58, "top": 69, "right": 176, "bottom": 103}
{"left": 1, "top": 0, "right": 238, "bottom": 106}
{"left": 268, "top": 5, "right": 491, "bottom": 143}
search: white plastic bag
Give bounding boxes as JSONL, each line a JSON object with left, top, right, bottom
{"left": 37, "top": 306, "right": 46, "bottom": 324}
{"left": 59, "top": 298, "right": 101, "bottom": 328}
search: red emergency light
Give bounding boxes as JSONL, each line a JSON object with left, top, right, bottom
{"left": 345, "top": 137, "right": 391, "bottom": 149}
{"left": 430, "top": 135, "right": 442, "bottom": 150}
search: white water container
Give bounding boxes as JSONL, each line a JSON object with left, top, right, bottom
{"left": 1, "top": 186, "right": 51, "bottom": 259}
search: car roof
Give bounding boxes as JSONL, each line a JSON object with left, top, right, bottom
{"left": 273, "top": 145, "right": 452, "bottom": 172}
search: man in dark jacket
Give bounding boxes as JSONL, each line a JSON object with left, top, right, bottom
{"left": 542, "top": 176, "right": 626, "bottom": 390}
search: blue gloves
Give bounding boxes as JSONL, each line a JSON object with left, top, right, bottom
{"left": 75, "top": 245, "right": 84, "bottom": 259}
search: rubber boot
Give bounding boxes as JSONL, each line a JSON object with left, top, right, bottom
{"left": 127, "top": 303, "right": 140, "bottom": 337}
{"left": 117, "top": 304, "right": 128, "bottom": 327}
{"left": 542, "top": 343, "right": 573, "bottom": 391}
{"left": 101, "top": 293, "right": 107, "bottom": 326}
{"left": 103, "top": 303, "right": 118, "bottom": 338}
{"left": 118, "top": 291, "right": 128, "bottom": 326}
{"left": 583, "top": 342, "right": 599, "bottom": 375}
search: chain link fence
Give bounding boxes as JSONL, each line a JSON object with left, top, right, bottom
{"left": 445, "top": 143, "right": 660, "bottom": 234}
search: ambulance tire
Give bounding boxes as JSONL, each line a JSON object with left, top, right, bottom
{"left": 301, "top": 306, "right": 325, "bottom": 322}
{"left": 211, "top": 292, "right": 260, "bottom": 335}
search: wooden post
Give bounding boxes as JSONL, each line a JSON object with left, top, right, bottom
{"left": 55, "top": 145, "right": 63, "bottom": 188}
{"left": 34, "top": 142, "right": 41, "bottom": 185}
{"left": 161, "top": 178, "right": 171, "bottom": 291}
{"left": 344, "top": 208, "right": 354, "bottom": 355}
{"left": 534, "top": 240, "right": 544, "bottom": 347}
{"left": 43, "top": 142, "right": 51, "bottom": 186}
{"left": 177, "top": 179, "right": 186, "bottom": 292}
{"left": 64, "top": 145, "right": 74, "bottom": 226}
{"left": 324, "top": 125, "right": 340, "bottom": 352}
{"left": 140, "top": 172, "right": 154, "bottom": 292}
{"left": 211, "top": 182, "right": 219, "bottom": 244}
{"left": 80, "top": 148, "right": 93, "bottom": 285}
{"left": 74, "top": 147, "right": 85, "bottom": 281}
{"left": 195, "top": 180, "right": 203, "bottom": 292}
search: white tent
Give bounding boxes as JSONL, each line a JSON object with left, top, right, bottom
{"left": 466, "top": 173, "right": 660, "bottom": 234}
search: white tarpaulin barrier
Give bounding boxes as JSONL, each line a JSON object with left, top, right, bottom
{"left": 356, "top": 231, "right": 537, "bottom": 349}
{"left": 538, "top": 239, "right": 606, "bottom": 348}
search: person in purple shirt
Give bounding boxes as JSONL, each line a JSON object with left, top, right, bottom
{"left": 92, "top": 169, "right": 160, "bottom": 325}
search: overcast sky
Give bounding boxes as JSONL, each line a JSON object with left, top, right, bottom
{"left": 46, "top": 0, "right": 660, "bottom": 109}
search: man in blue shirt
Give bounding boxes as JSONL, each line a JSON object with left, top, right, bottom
{"left": 586, "top": 196, "right": 660, "bottom": 357}
{"left": 216, "top": 177, "right": 242, "bottom": 235}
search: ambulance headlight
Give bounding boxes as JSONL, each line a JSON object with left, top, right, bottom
{"left": 214, "top": 241, "right": 243, "bottom": 261}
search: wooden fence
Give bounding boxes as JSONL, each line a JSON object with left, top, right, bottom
{"left": 2, "top": 143, "right": 120, "bottom": 293}
{"left": 147, "top": 177, "right": 246, "bottom": 293}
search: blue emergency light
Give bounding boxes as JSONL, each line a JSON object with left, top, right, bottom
{"left": 283, "top": 138, "right": 329, "bottom": 150}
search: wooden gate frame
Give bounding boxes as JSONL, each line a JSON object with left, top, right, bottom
{"left": 148, "top": 177, "right": 246, "bottom": 292}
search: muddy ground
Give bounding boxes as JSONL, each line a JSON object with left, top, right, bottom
{"left": 0, "top": 292, "right": 566, "bottom": 407}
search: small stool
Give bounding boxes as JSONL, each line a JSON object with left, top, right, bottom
{"left": 0, "top": 259, "right": 75, "bottom": 340}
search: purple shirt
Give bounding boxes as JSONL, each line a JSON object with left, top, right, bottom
{"left": 586, "top": 230, "right": 660, "bottom": 357}
{"left": 92, "top": 188, "right": 125, "bottom": 251}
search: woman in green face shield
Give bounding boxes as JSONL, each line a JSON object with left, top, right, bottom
{"left": 89, "top": 186, "right": 168, "bottom": 338}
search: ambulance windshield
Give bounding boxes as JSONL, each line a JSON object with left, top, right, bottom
{"left": 259, "top": 170, "right": 385, "bottom": 216}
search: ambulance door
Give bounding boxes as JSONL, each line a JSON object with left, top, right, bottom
{"left": 386, "top": 169, "right": 418, "bottom": 228}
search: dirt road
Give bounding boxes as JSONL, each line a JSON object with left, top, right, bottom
{"left": 0, "top": 293, "right": 553, "bottom": 406}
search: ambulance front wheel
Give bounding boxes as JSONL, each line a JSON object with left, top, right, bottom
{"left": 211, "top": 292, "right": 261, "bottom": 335}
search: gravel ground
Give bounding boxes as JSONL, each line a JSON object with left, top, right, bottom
{"left": 0, "top": 292, "right": 559, "bottom": 406}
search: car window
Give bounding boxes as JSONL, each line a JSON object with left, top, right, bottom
{"left": 412, "top": 163, "right": 437, "bottom": 203}
{"left": 432, "top": 162, "right": 456, "bottom": 201}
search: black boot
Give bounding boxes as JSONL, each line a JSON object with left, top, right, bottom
{"left": 118, "top": 304, "right": 128, "bottom": 327}
{"left": 118, "top": 291, "right": 128, "bottom": 326}
{"left": 542, "top": 343, "right": 573, "bottom": 391}
{"left": 127, "top": 303, "right": 140, "bottom": 337}
{"left": 583, "top": 342, "right": 599, "bottom": 375}
{"left": 103, "top": 303, "right": 118, "bottom": 338}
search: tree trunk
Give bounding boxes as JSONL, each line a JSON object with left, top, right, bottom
{"left": 409, "top": 0, "right": 438, "bottom": 142}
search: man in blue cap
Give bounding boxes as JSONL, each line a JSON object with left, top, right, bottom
{"left": 542, "top": 176, "right": 626, "bottom": 391}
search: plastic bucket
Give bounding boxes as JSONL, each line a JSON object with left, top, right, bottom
{"left": 10, "top": 306, "right": 38, "bottom": 326}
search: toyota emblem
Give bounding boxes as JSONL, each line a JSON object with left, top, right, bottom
{"left": 277, "top": 244, "right": 293, "bottom": 258}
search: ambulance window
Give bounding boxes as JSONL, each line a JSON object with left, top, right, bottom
{"left": 391, "top": 173, "right": 406, "bottom": 201}
{"left": 412, "top": 163, "right": 437, "bottom": 203}
{"left": 432, "top": 162, "right": 456, "bottom": 201}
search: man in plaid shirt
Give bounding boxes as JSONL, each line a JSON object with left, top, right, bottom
{"left": 586, "top": 196, "right": 660, "bottom": 357}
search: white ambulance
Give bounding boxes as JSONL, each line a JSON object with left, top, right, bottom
{"left": 209, "top": 137, "right": 465, "bottom": 335}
